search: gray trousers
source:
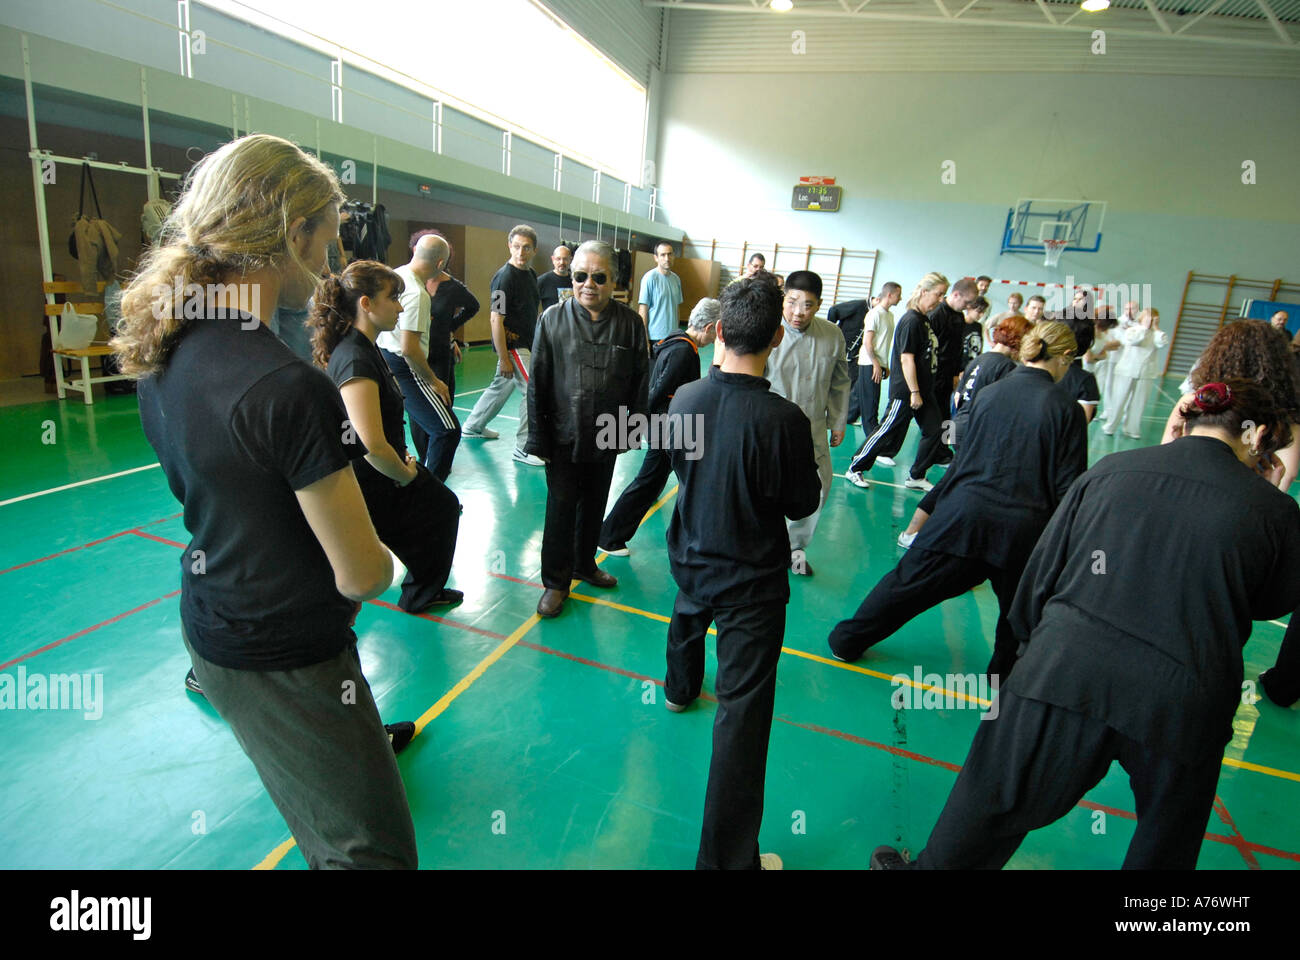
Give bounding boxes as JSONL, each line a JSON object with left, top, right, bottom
{"left": 787, "top": 435, "right": 831, "bottom": 552}
{"left": 463, "top": 346, "right": 530, "bottom": 449}
{"left": 183, "top": 627, "right": 417, "bottom": 869}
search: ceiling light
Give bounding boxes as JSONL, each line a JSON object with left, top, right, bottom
{"left": 771, "top": 0, "right": 794, "bottom": 11}
{"left": 1080, "top": 0, "right": 1110, "bottom": 10}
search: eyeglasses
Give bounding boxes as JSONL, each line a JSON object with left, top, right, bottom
{"left": 573, "top": 271, "right": 608, "bottom": 284}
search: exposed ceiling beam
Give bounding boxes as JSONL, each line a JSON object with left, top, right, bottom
{"left": 1174, "top": 0, "right": 1229, "bottom": 34}
{"left": 638, "top": 1, "right": 1300, "bottom": 52}
{"left": 1255, "top": 0, "right": 1296, "bottom": 44}
{"left": 953, "top": 0, "right": 982, "bottom": 18}
{"left": 935, "top": 0, "right": 953, "bottom": 17}
{"left": 1140, "top": 0, "right": 1173, "bottom": 34}
{"left": 1033, "top": 0, "right": 1058, "bottom": 24}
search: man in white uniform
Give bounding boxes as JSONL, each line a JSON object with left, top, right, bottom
{"left": 764, "top": 271, "right": 850, "bottom": 576}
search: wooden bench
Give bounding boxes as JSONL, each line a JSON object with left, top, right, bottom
{"left": 44, "top": 281, "right": 129, "bottom": 405}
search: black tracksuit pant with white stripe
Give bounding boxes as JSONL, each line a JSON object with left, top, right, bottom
{"left": 849, "top": 396, "right": 945, "bottom": 481}
{"left": 381, "top": 348, "right": 461, "bottom": 483}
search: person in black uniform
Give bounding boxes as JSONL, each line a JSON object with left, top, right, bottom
{"left": 536, "top": 244, "right": 574, "bottom": 312}
{"left": 1058, "top": 315, "right": 1101, "bottom": 424}
{"left": 830, "top": 322, "right": 1086, "bottom": 679}
{"left": 827, "top": 297, "right": 870, "bottom": 423}
{"left": 845, "top": 272, "right": 948, "bottom": 491}
{"left": 664, "top": 273, "right": 822, "bottom": 870}
{"left": 872, "top": 378, "right": 1300, "bottom": 870}
{"left": 308, "top": 259, "right": 463, "bottom": 613}
{"left": 926, "top": 277, "right": 980, "bottom": 467}
{"left": 1261, "top": 609, "right": 1300, "bottom": 707}
{"left": 112, "top": 134, "right": 416, "bottom": 868}
{"left": 598, "top": 297, "right": 717, "bottom": 557}
{"left": 897, "top": 313, "right": 1030, "bottom": 549}
{"left": 527, "top": 240, "right": 650, "bottom": 618}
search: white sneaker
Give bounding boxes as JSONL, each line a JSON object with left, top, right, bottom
{"left": 876, "top": 456, "right": 896, "bottom": 467}
{"left": 904, "top": 477, "right": 934, "bottom": 492}
{"left": 845, "top": 470, "right": 870, "bottom": 489}
{"left": 600, "top": 544, "right": 630, "bottom": 557}
{"left": 462, "top": 426, "right": 499, "bottom": 439}
{"left": 898, "top": 531, "right": 917, "bottom": 548}
{"left": 760, "top": 852, "right": 784, "bottom": 871}
{"left": 512, "top": 449, "right": 545, "bottom": 466}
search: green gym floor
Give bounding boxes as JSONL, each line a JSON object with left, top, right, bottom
{"left": 1, "top": 347, "right": 1295, "bottom": 870}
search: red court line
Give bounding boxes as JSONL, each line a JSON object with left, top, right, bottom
{"left": 0, "top": 512, "right": 183, "bottom": 577}
{"left": 130, "top": 530, "right": 185, "bottom": 549}
{"left": 1213, "top": 795, "right": 1262, "bottom": 870}
{"left": 0, "top": 589, "right": 182, "bottom": 671}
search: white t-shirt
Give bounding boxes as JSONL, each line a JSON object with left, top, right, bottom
{"left": 376, "top": 264, "right": 429, "bottom": 355}
{"left": 859, "top": 304, "right": 895, "bottom": 367}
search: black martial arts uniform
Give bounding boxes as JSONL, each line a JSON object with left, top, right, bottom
{"left": 598, "top": 332, "right": 701, "bottom": 550}
{"left": 828, "top": 299, "right": 869, "bottom": 422}
{"left": 328, "top": 327, "right": 460, "bottom": 613}
{"left": 915, "top": 436, "right": 1300, "bottom": 869}
{"left": 1059, "top": 359, "right": 1101, "bottom": 423}
{"left": 1261, "top": 605, "right": 1300, "bottom": 707}
{"left": 665, "top": 366, "right": 821, "bottom": 870}
{"left": 526, "top": 298, "right": 649, "bottom": 590}
{"left": 410, "top": 276, "right": 479, "bottom": 465}
{"left": 915, "top": 349, "right": 1018, "bottom": 517}
{"left": 830, "top": 366, "right": 1087, "bottom": 676}
{"left": 848, "top": 309, "right": 943, "bottom": 481}
{"left": 927, "top": 299, "right": 966, "bottom": 462}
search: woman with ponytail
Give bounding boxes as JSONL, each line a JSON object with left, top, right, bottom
{"left": 872, "top": 377, "right": 1300, "bottom": 870}
{"left": 114, "top": 134, "right": 417, "bottom": 869}
{"left": 830, "top": 321, "right": 1087, "bottom": 680}
{"left": 308, "top": 260, "right": 463, "bottom": 614}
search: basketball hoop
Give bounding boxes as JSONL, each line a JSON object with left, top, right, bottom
{"left": 1043, "top": 239, "right": 1067, "bottom": 268}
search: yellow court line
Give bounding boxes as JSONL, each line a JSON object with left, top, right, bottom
{"left": 1223, "top": 757, "right": 1300, "bottom": 783}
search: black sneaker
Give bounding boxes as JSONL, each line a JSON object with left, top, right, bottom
{"left": 869, "top": 845, "right": 913, "bottom": 870}
{"left": 426, "top": 588, "right": 464, "bottom": 608}
{"left": 184, "top": 669, "right": 205, "bottom": 698}
{"left": 385, "top": 721, "right": 416, "bottom": 755}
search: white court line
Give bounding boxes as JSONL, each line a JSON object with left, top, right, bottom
{"left": 0, "top": 463, "right": 161, "bottom": 507}
{"left": 836, "top": 472, "right": 923, "bottom": 492}
{"left": 453, "top": 388, "right": 485, "bottom": 398}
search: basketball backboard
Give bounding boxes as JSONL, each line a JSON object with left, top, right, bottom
{"left": 1001, "top": 198, "right": 1106, "bottom": 255}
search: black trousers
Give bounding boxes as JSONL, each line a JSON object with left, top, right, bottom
{"left": 599, "top": 447, "right": 673, "bottom": 549}
{"left": 360, "top": 465, "right": 459, "bottom": 613}
{"left": 541, "top": 455, "right": 618, "bottom": 590}
{"left": 411, "top": 363, "right": 456, "bottom": 466}
{"left": 1262, "top": 605, "right": 1300, "bottom": 706}
{"left": 929, "top": 368, "right": 958, "bottom": 465}
{"left": 917, "top": 690, "right": 1222, "bottom": 869}
{"left": 827, "top": 545, "right": 1024, "bottom": 680}
{"left": 854, "top": 368, "right": 882, "bottom": 435}
{"left": 849, "top": 397, "right": 945, "bottom": 481}
{"left": 846, "top": 362, "right": 862, "bottom": 423}
{"left": 665, "top": 590, "right": 787, "bottom": 870}
{"left": 382, "top": 349, "right": 460, "bottom": 483}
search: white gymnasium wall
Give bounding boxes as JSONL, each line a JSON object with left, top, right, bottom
{"left": 654, "top": 68, "right": 1300, "bottom": 371}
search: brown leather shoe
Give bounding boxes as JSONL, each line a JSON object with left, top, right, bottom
{"left": 537, "top": 588, "right": 568, "bottom": 618}
{"left": 577, "top": 568, "right": 618, "bottom": 588}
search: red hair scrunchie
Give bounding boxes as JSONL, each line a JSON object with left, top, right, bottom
{"left": 1193, "top": 381, "right": 1233, "bottom": 414}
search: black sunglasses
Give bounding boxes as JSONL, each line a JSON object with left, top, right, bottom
{"left": 572, "top": 271, "right": 608, "bottom": 284}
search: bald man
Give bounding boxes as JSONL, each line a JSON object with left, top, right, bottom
{"left": 538, "top": 245, "right": 574, "bottom": 312}
{"left": 377, "top": 232, "right": 461, "bottom": 481}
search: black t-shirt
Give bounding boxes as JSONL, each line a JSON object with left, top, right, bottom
{"left": 927, "top": 301, "right": 966, "bottom": 376}
{"left": 327, "top": 326, "right": 408, "bottom": 484}
{"left": 960, "top": 321, "right": 984, "bottom": 366}
{"left": 1059, "top": 360, "right": 1100, "bottom": 407}
{"left": 648, "top": 333, "right": 702, "bottom": 413}
{"left": 889, "top": 309, "right": 938, "bottom": 401}
{"left": 667, "top": 367, "right": 822, "bottom": 608}
{"left": 428, "top": 276, "right": 480, "bottom": 380}
{"left": 537, "top": 270, "right": 574, "bottom": 312}
{"left": 951, "top": 350, "right": 1017, "bottom": 446}
{"left": 491, "top": 262, "right": 541, "bottom": 349}
{"left": 138, "top": 315, "right": 367, "bottom": 671}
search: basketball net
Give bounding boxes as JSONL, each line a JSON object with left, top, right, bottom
{"left": 1043, "top": 239, "right": 1067, "bottom": 268}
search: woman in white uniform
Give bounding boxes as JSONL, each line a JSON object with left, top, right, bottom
{"left": 1104, "top": 308, "right": 1168, "bottom": 438}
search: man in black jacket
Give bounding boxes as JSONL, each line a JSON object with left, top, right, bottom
{"left": 598, "top": 298, "right": 718, "bottom": 556}
{"left": 827, "top": 298, "right": 870, "bottom": 423}
{"left": 527, "top": 241, "right": 650, "bottom": 618}
{"left": 665, "top": 274, "right": 822, "bottom": 870}
{"left": 924, "top": 277, "right": 979, "bottom": 469}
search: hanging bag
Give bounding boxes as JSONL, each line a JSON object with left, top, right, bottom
{"left": 68, "top": 163, "right": 103, "bottom": 258}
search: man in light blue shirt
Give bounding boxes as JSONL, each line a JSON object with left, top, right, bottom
{"left": 638, "top": 241, "right": 684, "bottom": 342}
